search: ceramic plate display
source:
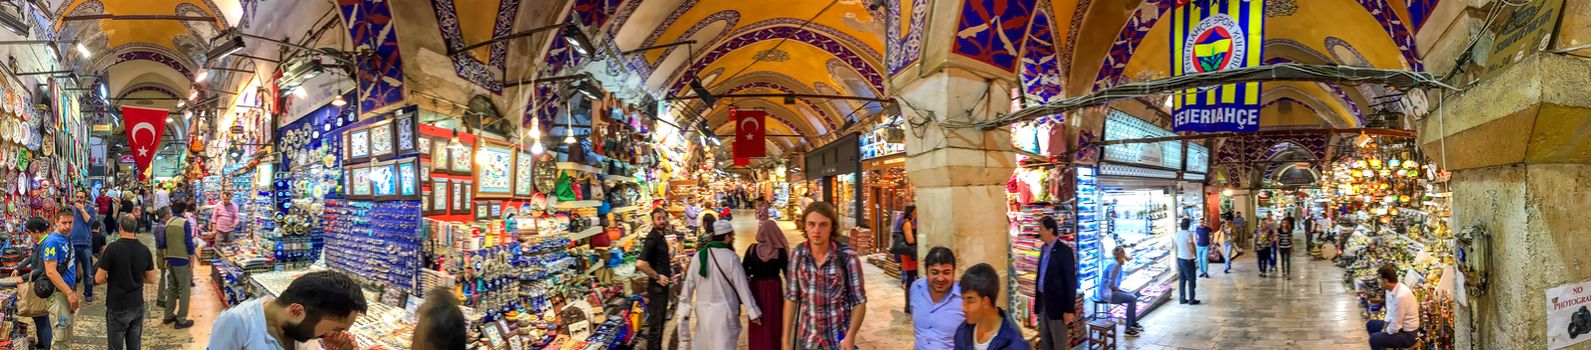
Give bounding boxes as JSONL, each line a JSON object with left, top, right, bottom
{"left": 347, "top": 128, "right": 370, "bottom": 163}
{"left": 473, "top": 141, "right": 515, "bottom": 198}
{"left": 514, "top": 151, "right": 534, "bottom": 197}
{"left": 369, "top": 122, "right": 394, "bottom": 160}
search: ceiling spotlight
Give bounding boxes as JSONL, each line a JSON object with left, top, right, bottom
{"left": 331, "top": 95, "right": 347, "bottom": 107}
{"left": 570, "top": 80, "right": 601, "bottom": 100}
{"left": 166, "top": 117, "right": 173, "bottom": 123}
{"left": 177, "top": 101, "right": 186, "bottom": 108}
{"left": 75, "top": 43, "right": 91, "bottom": 58}
{"left": 561, "top": 22, "right": 596, "bottom": 56}
{"left": 195, "top": 70, "right": 210, "bottom": 83}
{"left": 690, "top": 78, "right": 716, "bottom": 107}
{"left": 184, "top": 110, "right": 192, "bottom": 119}
{"left": 206, "top": 30, "right": 246, "bottom": 61}
{"left": 188, "top": 90, "right": 199, "bottom": 101}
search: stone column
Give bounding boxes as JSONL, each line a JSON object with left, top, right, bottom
{"left": 1417, "top": 53, "right": 1591, "bottom": 350}
{"left": 896, "top": 66, "right": 1019, "bottom": 304}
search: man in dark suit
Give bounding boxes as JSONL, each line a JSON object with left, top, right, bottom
{"left": 1035, "top": 216, "right": 1077, "bottom": 350}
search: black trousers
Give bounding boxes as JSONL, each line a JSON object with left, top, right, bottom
{"left": 1176, "top": 258, "right": 1197, "bottom": 302}
{"left": 643, "top": 281, "right": 669, "bottom": 350}
{"left": 1279, "top": 247, "right": 1293, "bottom": 275}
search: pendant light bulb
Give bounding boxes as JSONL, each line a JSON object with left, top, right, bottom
{"left": 448, "top": 130, "right": 465, "bottom": 151}
{"left": 332, "top": 95, "right": 348, "bottom": 107}
{"left": 529, "top": 118, "right": 542, "bottom": 139}
{"left": 564, "top": 134, "right": 576, "bottom": 144}
{"left": 531, "top": 140, "right": 545, "bottom": 155}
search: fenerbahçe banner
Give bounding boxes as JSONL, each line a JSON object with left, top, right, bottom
{"left": 1171, "top": 0, "right": 1264, "bottom": 132}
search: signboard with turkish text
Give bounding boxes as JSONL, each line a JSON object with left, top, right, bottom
{"left": 121, "top": 106, "right": 169, "bottom": 180}
{"left": 1546, "top": 279, "right": 1591, "bottom": 349}
{"left": 1171, "top": 0, "right": 1265, "bottom": 133}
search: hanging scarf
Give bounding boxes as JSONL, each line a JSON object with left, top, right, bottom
{"left": 697, "top": 241, "right": 732, "bottom": 277}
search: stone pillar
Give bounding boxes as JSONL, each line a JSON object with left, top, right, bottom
{"left": 897, "top": 65, "right": 1019, "bottom": 304}
{"left": 1417, "top": 53, "right": 1591, "bottom": 350}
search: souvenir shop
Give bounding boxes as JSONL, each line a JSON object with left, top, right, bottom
{"left": 1322, "top": 135, "right": 1455, "bottom": 349}
{"left": 0, "top": 77, "right": 90, "bottom": 348}
{"left": 193, "top": 72, "right": 693, "bottom": 348}
{"left": 1004, "top": 110, "right": 1208, "bottom": 345}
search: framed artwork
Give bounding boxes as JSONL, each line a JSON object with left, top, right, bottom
{"left": 369, "top": 122, "right": 395, "bottom": 160}
{"left": 343, "top": 169, "right": 352, "bottom": 196}
{"left": 370, "top": 161, "right": 398, "bottom": 200}
{"left": 419, "top": 160, "right": 431, "bottom": 183}
{"left": 394, "top": 107, "right": 420, "bottom": 155}
{"left": 463, "top": 183, "right": 474, "bottom": 212}
{"left": 350, "top": 165, "right": 372, "bottom": 199}
{"left": 489, "top": 201, "right": 502, "bottom": 217}
{"left": 347, "top": 128, "right": 370, "bottom": 163}
{"left": 473, "top": 141, "right": 516, "bottom": 198}
{"left": 430, "top": 181, "right": 449, "bottom": 215}
{"left": 397, "top": 158, "right": 420, "bottom": 199}
{"left": 430, "top": 139, "right": 449, "bottom": 172}
{"left": 513, "top": 151, "right": 535, "bottom": 197}
{"left": 417, "top": 138, "right": 432, "bottom": 158}
{"left": 449, "top": 140, "right": 473, "bottom": 174}
{"left": 451, "top": 180, "right": 466, "bottom": 215}
{"left": 474, "top": 201, "right": 489, "bottom": 220}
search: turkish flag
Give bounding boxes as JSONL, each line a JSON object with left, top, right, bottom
{"left": 121, "top": 106, "right": 169, "bottom": 179}
{"left": 734, "top": 157, "right": 749, "bottom": 166}
{"left": 732, "top": 109, "right": 766, "bottom": 159}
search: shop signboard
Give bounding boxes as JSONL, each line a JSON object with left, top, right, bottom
{"left": 805, "top": 133, "right": 860, "bottom": 179}
{"left": 1547, "top": 279, "right": 1591, "bottom": 349}
{"left": 1475, "top": 0, "right": 1565, "bottom": 81}
{"left": 1103, "top": 109, "right": 1182, "bottom": 170}
{"left": 1170, "top": 0, "right": 1265, "bottom": 133}
{"left": 860, "top": 126, "right": 905, "bottom": 160}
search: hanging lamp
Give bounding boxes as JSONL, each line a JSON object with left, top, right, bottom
{"left": 332, "top": 95, "right": 348, "bottom": 107}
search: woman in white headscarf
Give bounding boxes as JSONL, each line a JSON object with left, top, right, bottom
{"left": 676, "top": 220, "right": 761, "bottom": 349}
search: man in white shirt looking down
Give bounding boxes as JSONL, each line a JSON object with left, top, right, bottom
{"left": 1366, "top": 263, "right": 1419, "bottom": 350}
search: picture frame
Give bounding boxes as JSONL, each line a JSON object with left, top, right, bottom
{"left": 370, "top": 160, "right": 398, "bottom": 200}
{"left": 368, "top": 122, "right": 395, "bottom": 160}
{"left": 489, "top": 201, "right": 503, "bottom": 218}
{"left": 449, "top": 140, "right": 473, "bottom": 174}
{"left": 349, "top": 165, "right": 372, "bottom": 199}
{"left": 463, "top": 183, "right": 474, "bottom": 212}
{"left": 514, "top": 150, "right": 535, "bottom": 198}
{"left": 347, "top": 128, "right": 371, "bottom": 163}
{"left": 473, "top": 140, "right": 516, "bottom": 199}
{"left": 430, "top": 180, "right": 449, "bottom": 215}
{"left": 342, "top": 169, "right": 352, "bottom": 196}
{"left": 419, "top": 160, "right": 431, "bottom": 183}
{"left": 451, "top": 180, "right": 467, "bottom": 215}
{"left": 397, "top": 157, "right": 420, "bottom": 199}
{"left": 394, "top": 107, "right": 420, "bottom": 155}
{"left": 474, "top": 201, "right": 489, "bottom": 220}
{"left": 430, "top": 138, "right": 449, "bottom": 173}
{"left": 417, "top": 137, "right": 432, "bottom": 158}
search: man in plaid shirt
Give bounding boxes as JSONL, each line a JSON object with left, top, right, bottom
{"left": 783, "top": 202, "right": 867, "bottom": 350}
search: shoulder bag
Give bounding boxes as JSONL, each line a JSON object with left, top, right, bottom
{"left": 17, "top": 246, "right": 55, "bottom": 318}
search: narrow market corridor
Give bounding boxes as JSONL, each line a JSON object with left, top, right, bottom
{"left": 1121, "top": 248, "right": 1370, "bottom": 350}
{"left": 54, "top": 262, "right": 224, "bottom": 350}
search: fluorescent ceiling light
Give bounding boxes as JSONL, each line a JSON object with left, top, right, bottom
{"left": 75, "top": 43, "right": 90, "bottom": 58}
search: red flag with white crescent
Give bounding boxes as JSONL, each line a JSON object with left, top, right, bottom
{"left": 732, "top": 109, "right": 766, "bottom": 159}
{"left": 121, "top": 106, "right": 169, "bottom": 179}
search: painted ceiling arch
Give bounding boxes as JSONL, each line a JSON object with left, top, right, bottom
{"left": 677, "top": 70, "right": 843, "bottom": 134}
{"left": 662, "top": 23, "right": 886, "bottom": 97}
{"left": 53, "top": 0, "right": 228, "bottom": 55}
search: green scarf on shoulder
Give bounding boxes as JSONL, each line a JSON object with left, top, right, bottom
{"left": 697, "top": 241, "right": 732, "bottom": 277}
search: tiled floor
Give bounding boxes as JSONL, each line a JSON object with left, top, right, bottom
{"left": 45, "top": 260, "right": 225, "bottom": 350}
{"left": 1119, "top": 249, "right": 1373, "bottom": 350}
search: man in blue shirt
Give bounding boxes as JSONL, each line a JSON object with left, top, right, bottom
{"left": 69, "top": 190, "right": 96, "bottom": 303}
{"left": 41, "top": 209, "right": 81, "bottom": 350}
{"left": 911, "top": 247, "right": 964, "bottom": 349}
{"left": 1098, "top": 246, "right": 1143, "bottom": 336}
{"left": 1196, "top": 217, "right": 1213, "bottom": 278}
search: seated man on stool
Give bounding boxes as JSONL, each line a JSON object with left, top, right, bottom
{"left": 1367, "top": 263, "right": 1419, "bottom": 350}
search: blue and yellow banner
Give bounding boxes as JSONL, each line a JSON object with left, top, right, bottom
{"left": 1171, "top": 0, "right": 1264, "bottom": 132}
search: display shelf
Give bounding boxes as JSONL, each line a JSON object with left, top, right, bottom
{"left": 604, "top": 174, "right": 637, "bottom": 182}
{"left": 611, "top": 205, "right": 640, "bottom": 214}
{"left": 556, "top": 200, "right": 603, "bottom": 209}
{"left": 568, "top": 226, "right": 605, "bottom": 241}
{"left": 556, "top": 162, "right": 601, "bottom": 173}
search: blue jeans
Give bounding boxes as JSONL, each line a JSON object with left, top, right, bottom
{"left": 1195, "top": 246, "right": 1210, "bottom": 275}
{"left": 1176, "top": 258, "right": 1197, "bottom": 301}
{"left": 32, "top": 316, "right": 51, "bottom": 350}
{"left": 1222, "top": 242, "right": 1235, "bottom": 272}
{"left": 1366, "top": 320, "right": 1417, "bottom": 350}
{"left": 74, "top": 245, "right": 94, "bottom": 298}
{"left": 1105, "top": 290, "right": 1140, "bottom": 326}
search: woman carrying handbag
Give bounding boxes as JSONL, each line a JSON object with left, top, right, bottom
{"left": 890, "top": 204, "right": 919, "bottom": 314}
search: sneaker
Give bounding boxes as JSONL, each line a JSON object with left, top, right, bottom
{"left": 1189, "top": 300, "right": 1202, "bottom": 305}
{"left": 162, "top": 317, "right": 176, "bottom": 324}
{"left": 173, "top": 320, "right": 195, "bottom": 329}
{"left": 1259, "top": 272, "right": 1266, "bottom": 277}
{"left": 1179, "top": 299, "right": 1187, "bottom": 304}
{"left": 1129, "top": 324, "right": 1145, "bottom": 331}
{"left": 1125, "top": 328, "right": 1142, "bottom": 337}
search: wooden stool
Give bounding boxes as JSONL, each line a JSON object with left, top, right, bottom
{"left": 1087, "top": 319, "right": 1118, "bottom": 350}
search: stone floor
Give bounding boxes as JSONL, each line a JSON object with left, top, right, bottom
{"left": 44, "top": 214, "right": 1372, "bottom": 350}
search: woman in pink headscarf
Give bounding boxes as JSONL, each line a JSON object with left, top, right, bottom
{"left": 741, "top": 215, "right": 790, "bottom": 350}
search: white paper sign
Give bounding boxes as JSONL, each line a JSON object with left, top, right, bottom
{"left": 1546, "top": 279, "right": 1591, "bottom": 349}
